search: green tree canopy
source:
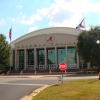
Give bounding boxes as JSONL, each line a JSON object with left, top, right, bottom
{"left": 0, "top": 34, "right": 11, "bottom": 67}
{"left": 77, "top": 26, "right": 100, "bottom": 67}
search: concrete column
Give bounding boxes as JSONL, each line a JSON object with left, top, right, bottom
{"left": 55, "top": 47, "right": 57, "bottom": 69}
{"left": 15, "top": 49, "right": 17, "bottom": 70}
{"left": 34, "top": 48, "right": 37, "bottom": 70}
{"left": 17, "top": 49, "right": 19, "bottom": 71}
{"left": 11, "top": 49, "right": 13, "bottom": 67}
{"left": 66, "top": 46, "right": 68, "bottom": 65}
{"left": 15, "top": 49, "right": 18, "bottom": 71}
{"left": 65, "top": 46, "right": 68, "bottom": 70}
{"left": 45, "top": 48, "right": 47, "bottom": 70}
{"left": 77, "top": 53, "right": 79, "bottom": 69}
{"left": 24, "top": 49, "right": 26, "bottom": 70}
{"left": 87, "top": 62, "right": 90, "bottom": 69}
{"left": 9, "top": 49, "right": 13, "bottom": 71}
{"left": 26, "top": 49, "right": 28, "bottom": 70}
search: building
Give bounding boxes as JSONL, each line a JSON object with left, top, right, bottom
{"left": 11, "top": 27, "right": 88, "bottom": 71}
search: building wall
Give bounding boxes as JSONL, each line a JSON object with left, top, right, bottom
{"left": 11, "top": 27, "right": 83, "bottom": 71}
{"left": 14, "top": 34, "right": 77, "bottom": 48}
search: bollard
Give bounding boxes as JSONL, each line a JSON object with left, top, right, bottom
{"left": 20, "top": 70, "right": 23, "bottom": 75}
{"left": 65, "top": 70, "right": 66, "bottom": 74}
{"left": 6, "top": 71, "right": 10, "bottom": 75}
{"left": 49, "top": 70, "right": 51, "bottom": 74}
{"left": 34, "top": 70, "right": 37, "bottom": 74}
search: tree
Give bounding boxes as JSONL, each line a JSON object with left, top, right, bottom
{"left": 77, "top": 26, "right": 100, "bottom": 71}
{"left": 0, "top": 34, "right": 11, "bottom": 69}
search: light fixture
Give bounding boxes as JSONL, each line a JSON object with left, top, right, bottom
{"left": 96, "top": 40, "right": 100, "bottom": 44}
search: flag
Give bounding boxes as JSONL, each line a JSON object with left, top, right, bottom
{"left": 9, "top": 28, "right": 12, "bottom": 41}
{"left": 76, "top": 19, "right": 85, "bottom": 29}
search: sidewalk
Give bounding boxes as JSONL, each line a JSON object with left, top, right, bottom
{"left": 0, "top": 75, "right": 44, "bottom": 78}
{"left": 20, "top": 85, "right": 50, "bottom": 100}
{"left": 0, "top": 73, "right": 96, "bottom": 78}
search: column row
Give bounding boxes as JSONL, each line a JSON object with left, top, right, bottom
{"left": 14, "top": 47, "right": 79, "bottom": 70}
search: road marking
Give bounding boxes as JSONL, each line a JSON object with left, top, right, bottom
{"left": 0, "top": 83, "right": 47, "bottom": 86}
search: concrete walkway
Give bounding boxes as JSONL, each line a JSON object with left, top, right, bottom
{"left": 20, "top": 85, "right": 50, "bottom": 100}
{"left": 0, "top": 74, "right": 62, "bottom": 78}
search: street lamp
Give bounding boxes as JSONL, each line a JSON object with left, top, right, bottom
{"left": 96, "top": 40, "right": 100, "bottom": 44}
{"left": 96, "top": 40, "right": 100, "bottom": 80}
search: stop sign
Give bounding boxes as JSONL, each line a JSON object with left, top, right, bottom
{"left": 59, "top": 62, "right": 67, "bottom": 71}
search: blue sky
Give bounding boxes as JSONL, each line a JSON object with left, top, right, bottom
{"left": 0, "top": 0, "right": 100, "bottom": 43}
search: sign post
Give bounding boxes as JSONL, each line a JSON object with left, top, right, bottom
{"left": 59, "top": 62, "right": 67, "bottom": 83}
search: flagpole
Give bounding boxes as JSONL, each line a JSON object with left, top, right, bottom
{"left": 10, "top": 32, "right": 12, "bottom": 71}
{"left": 84, "top": 18, "right": 86, "bottom": 31}
{"left": 81, "top": 13, "right": 86, "bottom": 31}
{"left": 10, "top": 25, "right": 12, "bottom": 71}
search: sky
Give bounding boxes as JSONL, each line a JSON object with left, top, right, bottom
{"left": 0, "top": 0, "right": 100, "bottom": 43}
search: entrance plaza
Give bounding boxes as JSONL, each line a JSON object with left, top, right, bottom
{"left": 11, "top": 27, "right": 88, "bottom": 71}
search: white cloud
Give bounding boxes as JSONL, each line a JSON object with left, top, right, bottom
{"left": 28, "top": 27, "right": 38, "bottom": 32}
{"left": 19, "top": 13, "right": 42, "bottom": 25}
{"left": 17, "top": 4, "right": 22, "bottom": 9}
{"left": 38, "top": 0, "right": 100, "bottom": 27}
{"left": 86, "top": 27, "right": 91, "bottom": 30}
{"left": 0, "top": 18, "right": 6, "bottom": 25}
{"left": 10, "top": 0, "right": 100, "bottom": 27}
{"left": 20, "top": 12, "right": 22, "bottom": 15}
{"left": 11, "top": 13, "right": 42, "bottom": 25}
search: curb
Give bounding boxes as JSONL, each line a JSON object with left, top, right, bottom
{"left": 20, "top": 85, "right": 50, "bottom": 100}
{"left": 0, "top": 75, "right": 45, "bottom": 78}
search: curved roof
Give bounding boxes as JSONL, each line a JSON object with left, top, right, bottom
{"left": 11, "top": 27, "right": 81, "bottom": 47}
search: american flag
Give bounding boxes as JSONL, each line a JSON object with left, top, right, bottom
{"left": 9, "top": 28, "right": 12, "bottom": 41}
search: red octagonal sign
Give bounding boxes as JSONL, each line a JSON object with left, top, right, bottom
{"left": 59, "top": 62, "right": 67, "bottom": 71}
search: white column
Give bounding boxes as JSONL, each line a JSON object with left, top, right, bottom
{"left": 15, "top": 49, "right": 18, "bottom": 70}
{"left": 66, "top": 46, "right": 68, "bottom": 65}
{"left": 17, "top": 50, "right": 19, "bottom": 70}
{"left": 34, "top": 48, "right": 37, "bottom": 70}
{"left": 55, "top": 47, "right": 57, "bottom": 69}
{"left": 15, "top": 49, "right": 17, "bottom": 70}
{"left": 24, "top": 49, "right": 26, "bottom": 70}
{"left": 45, "top": 48, "right": 47, "bottom": 70}
{"left": 10, "top": 49, "right": 13, "bottom": 70}
{"left": 26, "top": 49, "right": 28, "bottom": 70}
{"left": 77, "top": 53, "right": 79, "bottom": 69}
{"left": 87, "top": 62, "right": 90, "bottom": 69}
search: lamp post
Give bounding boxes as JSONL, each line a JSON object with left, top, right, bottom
{"left": 96, "top": 40, "right": 100, "bottom": 80}
{"left": 96, "top": 40, "right": 100, "bottom": 44}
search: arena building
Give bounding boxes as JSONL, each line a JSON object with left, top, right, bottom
{"left": 11, "top": 27, "right": 88, "bottom": 71}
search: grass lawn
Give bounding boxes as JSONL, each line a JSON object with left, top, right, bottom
{"left": 32, "top": 78, "right": 100, "bottom": 100}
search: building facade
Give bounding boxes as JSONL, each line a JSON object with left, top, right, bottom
{"left": 11, "top": 27, "right": 87, "bottom": 71}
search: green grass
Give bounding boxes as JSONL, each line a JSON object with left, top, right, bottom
{"left": 32, "top": 79, "right": 100, "bottom": 100}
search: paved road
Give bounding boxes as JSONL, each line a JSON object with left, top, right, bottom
{"left": 0, "top": 75, "right": 98, "bottom": 100}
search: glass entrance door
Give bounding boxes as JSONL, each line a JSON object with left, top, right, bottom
{"left": 67, "top": 47, "right": 77, "bottom": 69}
{"left": 37, "top": 49, "right": 45, "bottom": 70}
{"left": 19, "top": 50, "right": 24, "bottom": 70}
{"left": 57, "top": 48, "right": 66, "bottom": 64}
{"left": 47, "top": 48, "right": 56, "bottom": 70}
{"left": 28, "top": 49, "right": 34, "bottom": 70}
